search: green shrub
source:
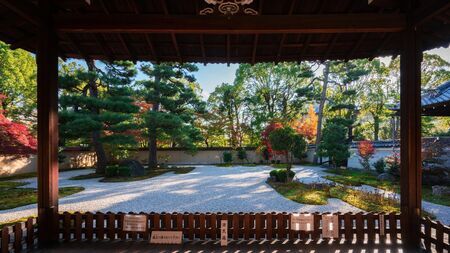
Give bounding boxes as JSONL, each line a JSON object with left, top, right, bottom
{"left": 373, "top": 158, "right": 385, "bottom": 174}
{"left": 223, "top": 152, "right": 233, "bottom": 163}
{"left": 105, "top": 166, "right": 118, "bottom": 177}
{"left": 117, "top": 166, "right": 131, "bottom": 177}
{"left": 317, "top": 122, "right": 350, "bottom": 168}
{"left": 269, "top": 169, "right": 295, "bottom": 182}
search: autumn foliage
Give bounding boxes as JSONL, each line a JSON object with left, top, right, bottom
{"left": 291, "top": 105, "right": 318, "bottom": 143}
{"left": 0, "top": 94, "right": 37, "bottom": 155}
{"left": 357, "top": 140, "right": 375, "bottom": 170}
{"left": 260, "top": 121, "right": 284, "bottom": 159}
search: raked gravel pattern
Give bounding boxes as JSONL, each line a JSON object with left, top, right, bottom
{"left": 0, "top": 165, "right": 361, "bottom": 223}
{"left": 1, "top": 165, "right": 449, "bottom": 225}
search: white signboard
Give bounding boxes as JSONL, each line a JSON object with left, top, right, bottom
{"left": 291, "top": 213, "right": 314, "bottom": 231}
{"left": 122, "top": 214, "right": 147, "bottom": 232}
{"left": 379, "top": 214, "right": 385, "bottom": 236}
{"left": 150, "top": 231, "right": 183, "bottom": 244}
{"left": 322, "top": 214, "right": 339, "bottom": 239}
{"left": 220, "top": 219, "right": 228, "bottom": 246}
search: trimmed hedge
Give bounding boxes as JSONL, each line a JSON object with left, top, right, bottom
{"left": 269, "top": 169, "right": 295, "bottom": 182}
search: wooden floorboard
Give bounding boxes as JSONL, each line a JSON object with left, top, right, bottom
{"left": 32, "top": 240, "right": 422, "bottom": 253}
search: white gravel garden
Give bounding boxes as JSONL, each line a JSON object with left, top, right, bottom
{"left": 0, "top": 165, "right": 448, "bottom": 225}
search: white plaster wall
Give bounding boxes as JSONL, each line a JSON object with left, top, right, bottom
{"left": 0, "top": 155, "right": 36, "bottom": 176}
{"left": 347, "top": 148, "right": 399, "bottom": 169}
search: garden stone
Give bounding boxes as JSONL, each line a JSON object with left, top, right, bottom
{"left": 377, "top": 173, "right": 396, "bottom": 182}
{"left": 432, "top": 186, "right": 450, "bottom": 196}
{"left": 119, "top": 159, "right": 145, "bottom": 177}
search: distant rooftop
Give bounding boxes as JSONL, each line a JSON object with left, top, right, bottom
{"left": 392, "top": 81, "right": 450, "bottom": 116}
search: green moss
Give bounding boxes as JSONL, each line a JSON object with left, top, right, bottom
{"left": 329, "top": 186, "right": 398, "bottom": 213}
{"left": 0, "top": 172, "right": 37, "bottom": 181}
{"left": 324, "top": 169, "right": 449, "bottom": 207}
{"left": 267, "top": 181, "right": 328, "bottom": 205}
{"left": 422, "top": 187, "right": 450, "bottom": 206}
{"left": 324, "top": 169, "right": 399, "bottom": 192}
{"left": 0, "top": 186, "right": 84, "bottom": 210}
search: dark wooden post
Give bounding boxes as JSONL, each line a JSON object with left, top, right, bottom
{"left": 37, "top": 0, "right": 59, "bottom": 246}
{"left": 399, "top": 15, "right": 422, "bottom": 250}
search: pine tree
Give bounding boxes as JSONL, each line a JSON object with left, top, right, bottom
{"left": 138, "top": 63, "right": 206, "bottom": 168}
{"left": 59, "top": 60, "right": 138, "bottom": 174}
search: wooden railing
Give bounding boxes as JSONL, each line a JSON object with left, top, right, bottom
{"left": 1, "top": 213, "right": 448, "bottom": 252}
{"left": 0, "top": 218, "right": 37, "bottom": 253}
{"left": 57, "top": 212, "right": 401, "bottom": 243}
{"left": 420, "top": 217, "right": 450, "bottom": 253}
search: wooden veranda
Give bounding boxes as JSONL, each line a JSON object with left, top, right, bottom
{"left": 0, "top": 0, "right": 449, "bottom": 252}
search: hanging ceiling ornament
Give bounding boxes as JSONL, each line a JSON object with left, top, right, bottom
{"left": 199, "top": 0, "right": 258, "bottom": 16}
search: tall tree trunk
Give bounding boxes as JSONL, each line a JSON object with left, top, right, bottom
{"left": 148, "top": 128, "right": 158, "bottom": 168}
{"left": 374, "top": 115, "right": 380, "bottom": 141}
{"left": 86, "top": 59, "right": 107, "bottom": 174}
{"left": 148, "top": 103, "right": 160, "bottom": 169}
{"left": 313, "top": 62, "right": 330, "bottom": 164}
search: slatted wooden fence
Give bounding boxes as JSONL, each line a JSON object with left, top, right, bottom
{"left": 1, "top": 213, "right": 448, "bottom": 252}
{"left": 57, "top": 212, "right": 401, "bottom": 244}
{"left": 420, "top": 217, "right": 450, "bottom": 253}
{"left": 0, "top": 218, "right": 37, "bottom": 253}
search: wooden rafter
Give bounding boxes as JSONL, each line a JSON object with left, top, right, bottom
{"left": 94, "top": 34, "right": 114, "bottom": 62}
{"left": 171, "top": 33, "right": 182, "bottom": 63}
{"left": 97, "top": 0, "right": 135, "bottom": 61}
{"left": 414, "top": 0, "right": 450, "bottom": 26}
{"left": 324, "top": 35, "right": 339, "bottom": 60}
{"left": 276, "top": 0, "right": 297, "bottom": 62}
{"left": 346, "top": 33, "right": 368, "bottom": 61}
{"left": 127, "top": 0, "right": 157, "bottom": 62}
{"left": 145, "top": 34, "right": 157, "bottom": 62}
{"left": 0, "top": 0, "right": 40, "bottom": 26}
{"left": 226, "top": 34, "right": 230, "bottom": 66}
{"left": 66, "top": 34, "right": 88, "bottom": 59}
{"left": 251, "top": 34, "right": 258, "bottom": 65}
{"left": 55, "top": 14, "right": 406, "bottom": 34}
{"left": 159, "top": 0, "right": 181, "bottom": 63}
{"left": 200, "top": 34, "right": 206, "bottom": 64}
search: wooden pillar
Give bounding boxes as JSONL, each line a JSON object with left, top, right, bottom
{"left": 37, "top": 0, "right": 59, "bottom": 246}
{"left": 399, "top": 17, "right": 422, "bottom": 250}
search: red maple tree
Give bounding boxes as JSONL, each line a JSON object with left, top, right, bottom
{"left": 0, "top": 94, "right": 37, "bottom": 155}
{"left": 260, "top": 121, "right": 284, "bottom": 159}
{"left": 357, "top": 140, "right": 375, "bottom": 170}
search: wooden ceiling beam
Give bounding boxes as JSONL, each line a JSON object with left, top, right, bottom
{"left": 159, "top": 0, "right": 181, "bottom": 63}
{"left": 128, "top": 0, "right": 157, "bottom": 62}
{"left": 66, "top": 34, "right": 88, "bottom": 59}
{"left": 94, "top": 34, "right": 114, "bottom": 62}
{"left": 414, "top": 0, "right": 450, "bottom": 26}
{"left": 276, "top": 0, "right": 296, "bottom": 63}
{"left": 144, "top": 34, "right": 157, "bottom": 62}
{"left": 251, "top": 34, "right": 258, "bottom": 65}
{"left": 171, "top": 33, "right": 182, "bottom": 63}
{"left": 10, "top": 35, "right": 36, "bottom": 49}
{"left": 55, "top": 14, "right": 406, "bottom": 34}
{"left": 346, "top": 33, "right": 368, "bottom": 61}
{"left": 0, "top": 0, "right": 40, "bottom": 26}
{"left": 226, "top": 34, "right": 231, "bottom": 66}
{"left": 324, "top": 35, "right": 339, "bottom": 60}
{"left": 200, "top": 34, "right": 206, "bottom": 65}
